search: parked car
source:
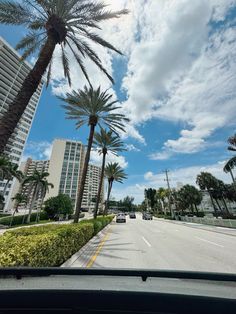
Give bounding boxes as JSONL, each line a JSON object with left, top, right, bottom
{"left": 142, "top": 212, "right": 153, "bottom": 220}
{"left": 81, "top": 208, "right": 89, "bottom": 212}
{"left": 116, "top": 213, "right": 126, "bottom": 223}
{"left": 129, "top": 212, "right": 136, "bottom": 219}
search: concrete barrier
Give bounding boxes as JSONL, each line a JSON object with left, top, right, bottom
{"left": 180, "top": 216, "right": 236, "bottom": 228}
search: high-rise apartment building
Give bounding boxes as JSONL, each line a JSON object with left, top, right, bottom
{"left": 0, "top": 36, "right": 43, "bottom": 210}
{"left": 45, "top": 139, "right": 104, "bottom": 211}
{"left": 82, "top": 164, "right": 104, "bottom": 210}
{"left": 6, "top": 158, "right": 50, "bottom": 212}
{"left": 45, "top": 139, "right": 85, "bottom": 210}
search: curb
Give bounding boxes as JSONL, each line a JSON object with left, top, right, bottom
{"left": 61, "top": 223, "right": 113, "bottom": 267}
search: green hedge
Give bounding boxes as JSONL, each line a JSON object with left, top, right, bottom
{"left": 80, "top": 215, "right": 114, "bottom": 235}
{"left": 0, "top": 223, "right": 94, "bottom": 267}
{"left": 0, "top": 212, "right": 48, "bottom": 226}
{"left": 0, "top": 215, "right": 114, "bottom": 267}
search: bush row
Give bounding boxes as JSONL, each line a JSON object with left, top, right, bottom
{"left": 0, "top": 215, "right": 114, "bottom": 267}
{"left": 0, "top": 212, "right": 48, "bottom": 226}
{"left": 80, "top": 215, "right": 114, "bottom": 235}
{"left": 0, "top": 212, "right": 85, "bottom": 227}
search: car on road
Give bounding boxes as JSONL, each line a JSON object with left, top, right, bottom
{"left": 116, "top": 213, "right": 126, "bottom": 223}
{"left": 129, "top": 212, "right": 136, "bottom": 219}
{"left": 142, "top": 212, "right": 153, "bottom": 220}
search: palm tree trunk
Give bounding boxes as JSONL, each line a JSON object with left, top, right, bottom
{"left": 194, "top": 204, "right": 199, "bottom": 215}
{"left": 208, "top": 191, "right": 217, "bottom": 214}
{"left": 222, "top": 197, "right": 230, "bottom": 216}
{"left": 94, "top": 152, "right": 106, "bottom": 219}
{"left": 74, "top": 124, "right": 95, "bottom": 223}
{"left": 215, "top": 198, "right": 222, "bottom": 212}
{"left": 105, "top": 180, "right": 113, "bottom": 215}
{"left": 0, "top": 36, "right": 57, "bottom": 153}
{"left": 229, "top": 169, "right": 235, "bottom": 183}
{"left": 10, "top": 204, "right": 18, "bottom": 227}
{"left": 27, "top": 185, "right": 37, "bottom": 224}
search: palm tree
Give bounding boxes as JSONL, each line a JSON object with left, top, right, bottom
{"left": 104, "top": 162, "right": 127, "bottom": 215}
{"left": 178, "top": 185, "right": 202, "bottom": 214}
{"left": 93, "top": 129, "right": 125, "bottom": 219}
{"left": 22, "top": 170, "right": 53, "bottom": 223}
{"left": 223, "top": 135, "right": 236, "bottom": 183}
{"left": 2, "top": 163, "right": 23, "bottom": 195}
{"left": 224, "top": 158, "right": 236, "bottom": 183}
{"left": 0, "top": 155, "right": 11, "bottom": 181}
{"left": 61, "top": 86, "right": 128, "bottom": 223}
{"left": 227, "top": 134, "right": 236, "bottom": 152}
{"left": 196, "top": 172, "right": 220, "bottom": 214}
{"left": 10, "top": 193, "right": 27, "bottom": 226}
{"left": 0, "top": 1, "right": 128, "bottom": 153}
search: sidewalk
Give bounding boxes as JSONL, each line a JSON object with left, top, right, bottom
{"left": 156, "top": 217, "right": 236, "bottom": 237}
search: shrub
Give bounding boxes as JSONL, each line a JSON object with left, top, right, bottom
{"left": 0, "top": 223, "right": 94, "bottom": 267}
{"left": 80, "top": 215, "right": 114, "bottom": 235}
{"left": 0, "top": 211, "right": 48, "bottom": 226}
{"left": 44, "top": 194, "right": 73, "bottom": 220}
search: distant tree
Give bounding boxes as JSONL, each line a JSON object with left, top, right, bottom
{"left": 145, "top": 188, "right": 156, "bottom": 210}
{"left": 223, "top": 134, "right": 236, "bottom": 183}
{"left": 177, "top": 185, "right": 202, "bottom": 214}
{"left": 121, "top": 196, "right": 134, "bottom": 212}
{"left": 104, "top": 163, "right": 127, "bottom": 214}
{"left": 196, "top": 172, "right": 219, "bottom": 214}
{"left": 44, "top": 194, "right": 73, "bottom": 220}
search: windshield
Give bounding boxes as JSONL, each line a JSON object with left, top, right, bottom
{"left": 0, "top": 0, "right": 236, "bottom": 274}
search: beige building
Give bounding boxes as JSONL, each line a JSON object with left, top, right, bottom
{"left": 45, "top": 139, "right": 104, "bottom": 211}
{"left": 0, "top": 36, "right": 43, "bottom": 211}
{"left": 82, "top": 164, "right": 104, "bottom": 210}
{"left": 6, "top": 158, "right": 50, "bottom": 212}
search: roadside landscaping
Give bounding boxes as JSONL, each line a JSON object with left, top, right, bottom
{"left": 0, "top": 215, "right": 114, "bottom": 267}
{"left": 0, "top": 212, "right": 85, "bottom": 228}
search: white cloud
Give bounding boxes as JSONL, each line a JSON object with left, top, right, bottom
{"left": 120, "top": 0, "right": 236, "bottom": 151}
{"left": 125, "top": 144, "right": 141, "bottom": 152}
{"left": 23, "top": 141, "right": 52, "bottom": 161}
{"left": 149, "top": 151, "right": 172, "bottom": 161}
{"left": 46, "top": 0, "right": 236, "bottom": 150}
{"left": 144, "top": 160, "right": 232, "bottom": 188}
{"left": 90, "top": 149, "right": 128, "bottom": 168}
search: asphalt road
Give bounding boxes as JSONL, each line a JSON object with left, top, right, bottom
{"left": 65, "top": 213, "right": 236, "bottom": 273}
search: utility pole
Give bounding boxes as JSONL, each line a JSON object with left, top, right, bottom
{"left": 163, "top": 170, "right": 174, "bottom": 218}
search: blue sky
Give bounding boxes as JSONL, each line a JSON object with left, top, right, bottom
{"left": 1, "top": 0, "right": 236, "bottom": 203}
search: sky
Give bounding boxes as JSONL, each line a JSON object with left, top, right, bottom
{"left": 1, "top": 0, "right": 236, "bottom": 203}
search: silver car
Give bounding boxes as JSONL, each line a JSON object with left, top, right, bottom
{"left": 116, "top": 213, "right": 126, "bottom": 223}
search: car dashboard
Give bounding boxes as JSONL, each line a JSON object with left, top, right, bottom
{"left": 0, "top": 268, "right": 235, "bottom": 313}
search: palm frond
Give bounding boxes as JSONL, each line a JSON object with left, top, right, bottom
{"left": 61, "top": 46, "right": 71, "bottom": 86}
{"left": 0, "top": 1, "right": 34, "bottom": 25}
{"left": 224, "top": 157, "right": 236, "bottom": 173}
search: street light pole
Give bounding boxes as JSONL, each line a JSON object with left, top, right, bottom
{"left": 163, "top": 169, "right": 174, "bottom": 218}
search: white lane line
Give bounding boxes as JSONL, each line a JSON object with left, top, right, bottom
{"left": 142, "top": 236, "right": 152, "bottom": 247}
{"left": 195, "top": 236, "right": 224, "bottom": 248}
{"left": 175, "top": 230, "right": 179, "bottom": 232}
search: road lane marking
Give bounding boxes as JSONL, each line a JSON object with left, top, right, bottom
{"left": 195, "top": 236, "right": 224, "bottom": 248}
{"left": 86, "top": 226, "right": 112, "bottom": 268}
{"left": 142, "top": 236, "right": 151, "bottom": 247}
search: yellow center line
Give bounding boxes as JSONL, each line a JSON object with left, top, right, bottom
{"left": 86, "top": 226, "right": 112, "bottom": 268}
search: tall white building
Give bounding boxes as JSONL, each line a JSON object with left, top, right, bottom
{"left": 45, "top": 139, "right": 104, "bottom": 211}
{"left": 0, "top": 37, "right": 43, "bottom": 210}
